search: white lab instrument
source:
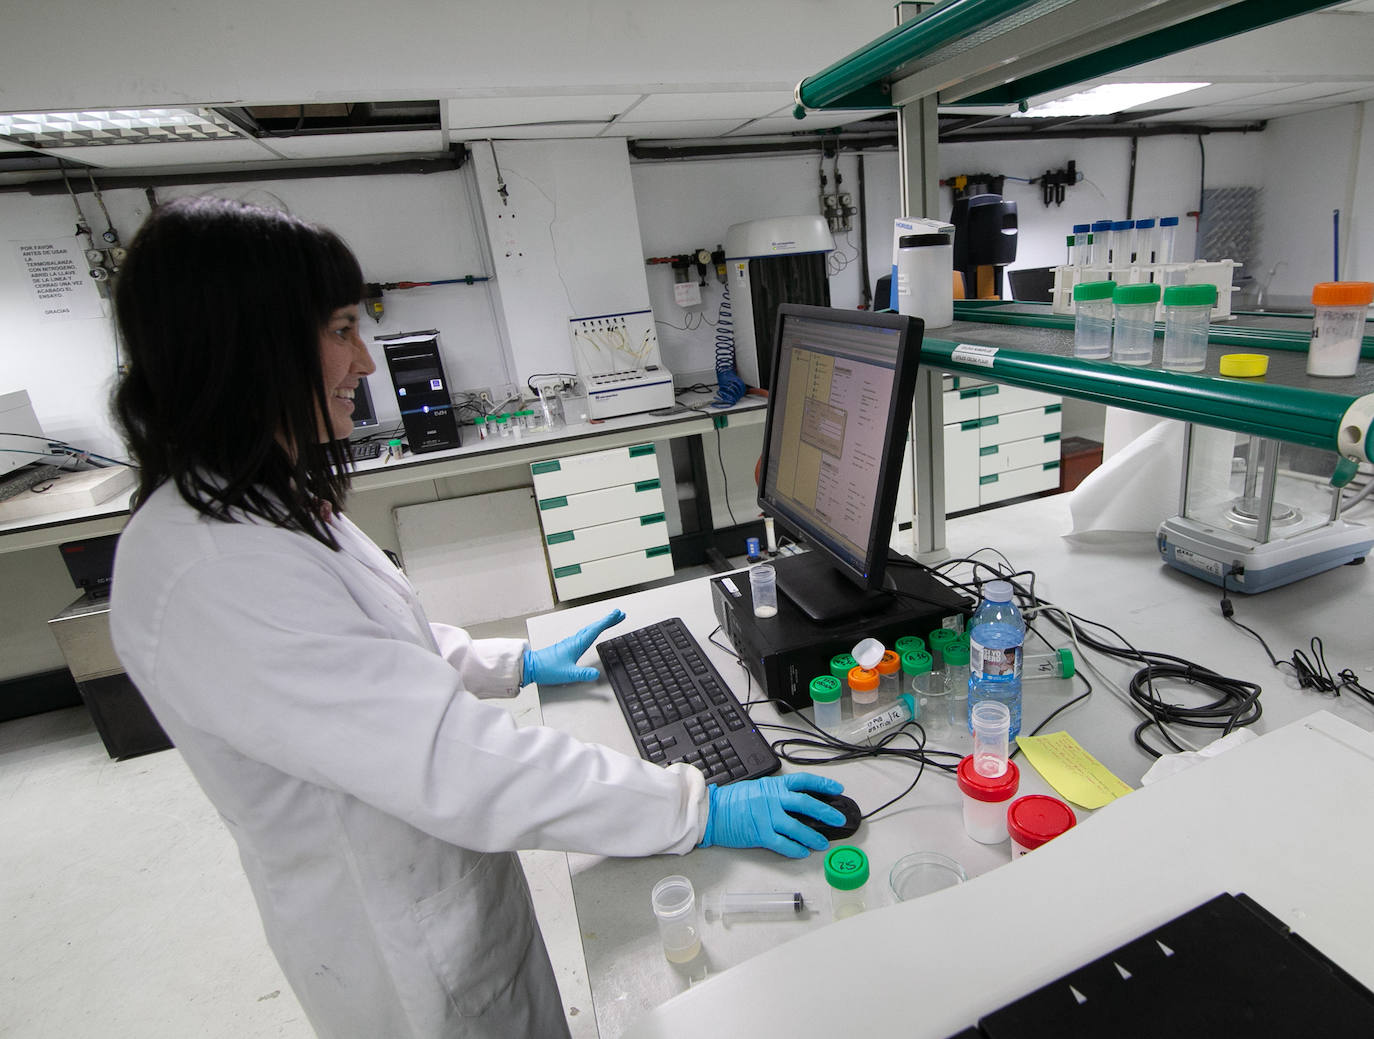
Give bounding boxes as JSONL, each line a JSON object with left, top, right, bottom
{"left": 568, "top": 310, "right": 676, "bottom": 420}
{"left": 1157, "top": 426, "right": 1373, "bottom": 592}
{"left": 0, "top": 389, "right": 45, "bottom": 478}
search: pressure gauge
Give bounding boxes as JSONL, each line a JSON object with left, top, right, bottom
{"left": 696, "top": 249, "right": 711, "bottom": 265}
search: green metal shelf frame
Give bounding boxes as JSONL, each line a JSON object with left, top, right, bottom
{"left": 923, "top": 315, "right": 1374, "bottom": 464}
{"left": 794, "top": 0, "right": 1342, "bottom": 115}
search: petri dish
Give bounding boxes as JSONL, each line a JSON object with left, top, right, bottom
{"left": 889, "top": 851, "right": 967, "bottom": 902}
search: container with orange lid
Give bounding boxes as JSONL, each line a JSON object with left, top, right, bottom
{"left": 1309, "top": 281, "right": 1374, "bottom": 377}
{"left": 874, "top": 649, "right": 902, "bottom": 705}
{"left": 847, "top": 665, "right": 880, "bottom": 707}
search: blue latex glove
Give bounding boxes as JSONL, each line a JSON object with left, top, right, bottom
{"left": 699, "top": 773, "right": 846, "bottom": 859}
{"left": 521, "top": 609, "right": 626, "bottom": 686}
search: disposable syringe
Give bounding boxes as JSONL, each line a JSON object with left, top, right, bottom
{"left": 702, "top": 891, "right": 808, "bottom": 920}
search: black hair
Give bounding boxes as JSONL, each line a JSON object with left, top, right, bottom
{"left": 112, "top": 196, "right": 365, "bottom": 548}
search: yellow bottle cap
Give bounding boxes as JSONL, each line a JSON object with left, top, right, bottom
{"left": 1218, "top": 353, "right": 1268, "bottom": 378}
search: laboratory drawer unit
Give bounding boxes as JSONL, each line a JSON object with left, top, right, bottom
{"left": 532, "top": 443, "right": 672, "bottom": 601}
{"left": 943, "top": 375, "right": 1062, "bottom": 511}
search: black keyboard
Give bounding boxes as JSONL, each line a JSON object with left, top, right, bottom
{"left": 597, "top": 617, "right": 779, "bottom": 786}
{"left": 349, "top": 440, "right": 382, "bottom": 461}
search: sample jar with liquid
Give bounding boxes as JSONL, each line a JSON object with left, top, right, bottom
{"left": 1161, "top": 283, "right": 1217, "bottom": 372}
{"left": 1112, "top": 282, "right": 1161, "bottom": 365}
{"left": 1072, "top": 280, "right": 1115, "bottom": 359}
{"left": 809, "top": 675, "right": 843, "bottom": 736}
{"left": 650, "top": 875, "right": 701, "bottom": 963}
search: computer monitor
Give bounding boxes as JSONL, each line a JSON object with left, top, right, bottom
{"left": 351, "top": 375, "right": 378, "bottom": 431}
{"left": 757, "top": 304, "right": 924, "bottom": 622}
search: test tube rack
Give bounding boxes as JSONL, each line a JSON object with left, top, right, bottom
{"left": 1050, "top": 259, "right": 1238, "bottom": 322}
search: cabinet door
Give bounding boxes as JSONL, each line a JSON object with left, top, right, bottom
{"left": 544, "top": 512, "right": 669, "bottom": 568}
{"left": 536, "top": 478, "right": 666, "bottom": 534}
{"left": 552, "top": 545, "right": 675, "bottom": 601}
{"left": 943, "top": 421, "right": 981, "bottom": 513}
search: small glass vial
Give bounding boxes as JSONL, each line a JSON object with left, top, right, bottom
{"left": 1112, "top": 282, "right": 1161, "bottom": 365}
{"left": 1161, "top": 283, "right": 1217, "bottom": 372}
{"left": 875, "top": 650, "right": 902, "bottom": 706}
{"left": 1072, "top": 280, "right": 1115, "bottom": 359}
{"left": 809, "top": 675, "right": 843, "bottom": 736}
{"left": 847, "top": 666, "right": 879, "bottom": 709}
{"left": 824, "top": 845, "right": 869, "bottom": 920}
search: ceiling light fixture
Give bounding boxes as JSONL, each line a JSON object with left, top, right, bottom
{"left": 1012, "top": 82, "right": 1210, "bottom": 118}
{"left": 0, "top": 108, "right": 247, "bottom": 148}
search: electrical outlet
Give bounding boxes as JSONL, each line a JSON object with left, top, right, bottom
{"left": 455, "top": 387, "right": 493, "bottom": 407}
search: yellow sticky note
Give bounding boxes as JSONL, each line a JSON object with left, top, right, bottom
{"left": 1015, "top": 731, "right": 1133, "bottom": 809}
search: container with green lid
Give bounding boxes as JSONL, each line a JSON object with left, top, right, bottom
{"left": 927, "top": 627, "right": 960, "bottom": 668}
{"left": 901, "top": 649, "right": 933, "bottom": 699}
{"left": 1072, "top": 280, "right": 1116, "bottom": 360}
{"left": 894, "top": 634, "right": 925, "bottom": 657}
{"left": 1112, "top": 281, "right": 1162, "bottom": 366}
{"left": 473, "top": 414, "right": 489, "bottom": 439}
{"left": 829, "top": 653, "right": 857, "bottom": 682}
{"left": 809, "top": 675, "right": 843, "bottom": 735}
{"left": 1161, "top": 283, "right": 1218, "bottom": 373}
{"left": 824, "top": 845, "right": 870, "bottom": 919}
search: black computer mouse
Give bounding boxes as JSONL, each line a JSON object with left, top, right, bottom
{"left": 787, "top": 791, "right": 861, "bottom": 842}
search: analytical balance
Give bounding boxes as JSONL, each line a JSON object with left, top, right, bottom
{"left": 1157, "top": 424, "right": 1372, "bottom": 592}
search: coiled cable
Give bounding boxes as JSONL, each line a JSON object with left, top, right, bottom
{"left": 713, "top": 287, "right": 746, "bottom": 407}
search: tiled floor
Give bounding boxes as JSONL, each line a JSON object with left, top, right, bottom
{"left": 1, "top": 562, "right": 724, "bottom": 1038}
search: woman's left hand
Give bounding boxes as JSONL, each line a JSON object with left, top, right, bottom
{"left": 521, "top": 609, "right": 626, "bottom": 686}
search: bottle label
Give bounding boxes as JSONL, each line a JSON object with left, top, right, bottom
{"left": 971, "top": 642, "right": 1018, "bottom": 678}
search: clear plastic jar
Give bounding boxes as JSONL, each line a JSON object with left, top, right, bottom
{"left": 824, "top": 845, "right": 869, "bottom": 920}
{"left": 1161, "top": 283, "right": 1217, "bottom": 372}
{"left": 1308, "top": 281, "right": 1374, "bottom": 377}
{"left": 809, "top": 675, "right": 843, "bottom": 736}
{"left": 894, "top": 635, "right": 925, "bottom": 659}
{"left": 942, "top": 642, "right": 971, "bottom": 730}
{"left": 875, "top": 650, "right": 901, "bottom": 706}
{"left": 847, "top": 666, "right": 879, "bottom": 708}
{"left": 1112, "top": 282, "right": 1161, "bottom": 365}
{"left": 1072, "top": 280, "right": 1115, "bottom": 359}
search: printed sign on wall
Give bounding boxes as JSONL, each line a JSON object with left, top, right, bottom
{"left": 14, "top": 238, "right": 104, "bottom": 321}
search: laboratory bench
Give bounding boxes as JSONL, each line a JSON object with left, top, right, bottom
{"left": 526, "top": 491, "right": 1374, "bottom": 1038}
{"left": 0, "top": 392, "right": 767, "bottom": 557}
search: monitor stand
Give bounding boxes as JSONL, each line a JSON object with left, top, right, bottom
{"left": 772, "top": 550, "right": 896, "bottom": 624}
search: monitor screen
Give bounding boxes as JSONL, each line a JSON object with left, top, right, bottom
{"left": 757, "top": 304, "right": 922, "bottom": 621}
{"left": 352, "top": 375, "right": 378, "bottom": 430}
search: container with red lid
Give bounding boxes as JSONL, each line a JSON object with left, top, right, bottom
{"left": 956, "top": 755, "right": 1020, "bottom": 843}
{"left": 1006, "top": 795, "right": 1077, "bottom": 856}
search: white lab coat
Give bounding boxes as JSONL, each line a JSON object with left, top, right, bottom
{"left": 110, "top": 482, "right": 708, "bottom": 1038}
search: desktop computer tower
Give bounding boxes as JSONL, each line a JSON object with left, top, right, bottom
{"left": 710, "top": 553, "right": 974, "bottom": 712}
{"left": 378, "top": 330, "right": 461, "bottom": 453}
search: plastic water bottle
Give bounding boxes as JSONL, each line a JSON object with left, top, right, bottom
{"left": 968, "top": 580, "right": 1025, "bottom": 739}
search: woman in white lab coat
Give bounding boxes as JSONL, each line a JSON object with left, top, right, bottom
{"left": 108, "top": 196, "right": 845, "bottom": 1039}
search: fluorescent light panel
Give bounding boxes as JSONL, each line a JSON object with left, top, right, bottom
{"left": 0, "top": 108, "right": 245, "bottom": 147}
{"left": 1012, "top": 82, "right": 1210, "bottom": 117}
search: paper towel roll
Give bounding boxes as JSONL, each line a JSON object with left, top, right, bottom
{"left": 1067, "top": 418, "right": 1185, "bottom": 535}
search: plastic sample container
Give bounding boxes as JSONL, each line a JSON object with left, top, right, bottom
{"left": 956, "top": 755, "right": 1020, "bottom": 844}
{"left": 824, "top": 845, "right": 870, "bottom": 920}
{"left": 847, "top": 665, "right": 879, "bottom": 708}
{"left": 651, "top": 875, "right": 701, "bottom": 963}
{"left": 875, "top": 650, "right": 902, "bottom": 705}
{"left": 1006, "top": 795, "right": 1077, "bottom": 857}
{"left": 1308, "top": 281, "right": 1374, "bottom": 377}
{"left": 901, "top": 649, "right": 932, "bottom": 698}
{"left": 1090, "top": 220, "right": 1113, "bottom": 267}
{"left": 943, "top": 642, "right": 971, "bottom": 728}
{"left": 1112, "top": 282, "right": 1162, "bottom": 365}
{"left": 1161, "top": 283, "right": 1218, "bottom": 372}
{"left": 896, "top": 232, "right": 955, "bottom": 329}
{"left": 809, "top": 675, "right": 843, "bottom": 735}
{"left": 1072, "top": 281, "right": 1115, "bottom": 359}
{"left": 894, "top": 635, "right": 926, "bottom": 658}
{"left": 889, "top": 851, "right": 966, "bottom": 901}
{"left": 829, "top": 653, "right": 858, "bottom": 683}
{"left": 749, "top": 563, "right": 777, "bottom": 618}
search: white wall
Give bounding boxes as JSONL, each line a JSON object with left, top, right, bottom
{"left": 0, "top": 166, "right": 509, "bottom": 458}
